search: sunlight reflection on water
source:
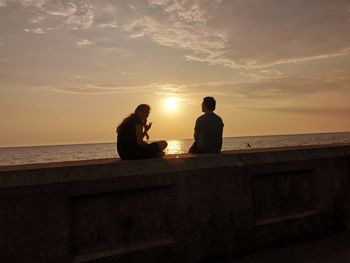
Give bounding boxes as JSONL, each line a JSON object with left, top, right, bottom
{"left": 164, "top": 140, "right": 191, "bottom": 155}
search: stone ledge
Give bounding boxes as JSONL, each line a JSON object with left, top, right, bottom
{"left": 0, "top": 143, "right": 349, "bottom": 188}
{"left": 0, "top": 143, "right": 349, "bottom": 262}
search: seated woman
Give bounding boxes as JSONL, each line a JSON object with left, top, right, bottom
{"left": 116, "top": 104, "right": 167, "bottom": 160}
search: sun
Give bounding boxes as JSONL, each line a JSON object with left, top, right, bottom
{"left": 164, "top": 97, "right": 179, "bottom": 112}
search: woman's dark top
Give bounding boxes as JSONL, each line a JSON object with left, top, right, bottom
{"left": 117, "top": 115, "right": 161, "bottom": 160}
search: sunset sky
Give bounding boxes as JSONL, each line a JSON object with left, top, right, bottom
{"left": 0, "top": 0, "right": 350, "bottom": 147}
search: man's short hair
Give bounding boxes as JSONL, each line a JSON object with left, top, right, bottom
{"left": 203, "top": 97, "right": 216, "bottom": 111}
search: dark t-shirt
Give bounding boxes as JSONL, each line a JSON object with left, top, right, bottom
{"left": 195, "top": 112, "right": 224, "bottom": 153}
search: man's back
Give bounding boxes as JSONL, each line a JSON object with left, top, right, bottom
{"left": 195, "top": 112, "right": 224, "bottom": 153}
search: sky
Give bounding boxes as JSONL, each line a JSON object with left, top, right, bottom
{"left": 0, "top": 0, "right": 350, "bottom": 147}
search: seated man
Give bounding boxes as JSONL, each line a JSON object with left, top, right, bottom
{"left": 189, "top": 97, "right": 224, "bottom": 154}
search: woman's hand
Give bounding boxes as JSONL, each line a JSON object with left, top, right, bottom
{"left": 145, "top": 122, "right": 152, "bottom": 132}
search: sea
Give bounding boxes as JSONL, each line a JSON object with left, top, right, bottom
{"left": 0, "top": 132, "right": 350, "bottom": 166}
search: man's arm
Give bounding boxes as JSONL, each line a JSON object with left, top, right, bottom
{"left": 194, "top": 119, "right": 200, "bottom": 141}
{"left": 194, "top": 128, "right": 199, "bottom": 141}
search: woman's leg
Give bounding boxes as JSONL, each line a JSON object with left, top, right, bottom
{"left": 138, "top": 141, "right": 167, "bottom": 159}
{"left": 156, "top": 140, "right": 168, "bottom": 151}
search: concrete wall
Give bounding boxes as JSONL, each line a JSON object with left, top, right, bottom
{"left": 1, "top": 144, "right": 350, "bottom": 262}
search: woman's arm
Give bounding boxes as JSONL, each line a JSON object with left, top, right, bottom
{"left": 144, "top": 122, "right": 152, "bottom": 141}
{"left": 135, "top": 124, "right": 147, "bottom": 145}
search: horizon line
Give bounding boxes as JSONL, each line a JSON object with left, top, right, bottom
{"left": 1, "top": 130, "right": 349, "bottom": 149}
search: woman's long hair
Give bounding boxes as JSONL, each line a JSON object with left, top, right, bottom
{"left": 116, "top": 104, "right": 150, "bottom": 133}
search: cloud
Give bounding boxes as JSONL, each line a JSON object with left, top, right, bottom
{"left": 18, "top": 0, "right": 77, "bottom": 17}
{"left": 213, "top": 1, "right": 350, "bottom": 69}
{"left": 3, "top": 1, "right": 350, "bottom": 72}
{"left": 18, "top": 0, "right": 48, "bottom": 9}
{"left": 170, "top": 72, "right": 350, "bottom": 105}
{"left": 14, "top": 0, "right": 93, "bottom": 30}
{"left": 117, "top": 0, "right": 350, "bottom": 70}
{"left": 97, "top": 46, "right": 133, "bottom": 59}
{"left": 256, "top": 106, "right": 350, "bottom": 116}
{"left": 36, "top": 68, "right": 350, "bottom": 119}
{"left": 119, "top": 71, "right": 139, "bottom": 76}
{"left": 148, "top": 0, "right": 168, "bottom": 7}
{"left": 250, "top": 47, "right": 350, "bottom": 69}
{"left": 39, "top": 83, "right": 160, "bottom": 94}
{"left": 0, "top": 0, "right": 7, "bottom": 7}
{"left": 39, "top": 69, "right": 350, "bottom": 98}
{"left": 24, "top": 27, "right": 46, "bottom": 34}
{"left": 64, "top": 3, "right": 94, "bottom": 29}
{"left": 46, "top": 2, "right": 77, "bottom": 17}
{"left": 38, "top": 82, "right": 233, "bottom": 97}
{"left": 96, "top": 21, "right": 118, "bottom": 29}
{"left": 29, "top": 16, "right": 46, "bottom": 24}
{"left": 32, "top": 27, "right": 45, "bottom": 34}
{"left": 76, "top": 39, "right": 92, "bottom": 47}
{"left": 121, "top": 3, "right": 229, "bottom": 66}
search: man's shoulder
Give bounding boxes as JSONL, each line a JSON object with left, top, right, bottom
{"left": 207, "top": 112, "right": 223, "bottom": 121}
{"left": 208, "top": 111, "right": 222, "bottom": 121}
{"left": 197, "top": 114, "right": 206, "bottom": 121}
{"left": 214, "top": 113, "right": 224, "bottom": 123}
{"left": 195, "top": 114, "right": 206, "bottom": 128}
{"left": 196, "top": 112, "right": 224, "bottom": 126}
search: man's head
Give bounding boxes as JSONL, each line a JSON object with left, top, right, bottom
{"left": 202, "top": 97, "right": 216, "bottom": 112}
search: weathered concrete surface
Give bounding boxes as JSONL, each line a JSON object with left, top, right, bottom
{"left": 218, "top": 233, "right": 350, "bottom": 263}
{"left": 0, "top": 143, "right": 350, "bottom": 262}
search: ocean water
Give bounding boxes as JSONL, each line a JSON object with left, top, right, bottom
{"left": 0, "top": 132, "right": 349, "bottom": 166}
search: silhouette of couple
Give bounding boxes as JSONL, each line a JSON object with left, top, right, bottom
{"left": 116, "top": 97, "right": 224, "bottom": 160}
